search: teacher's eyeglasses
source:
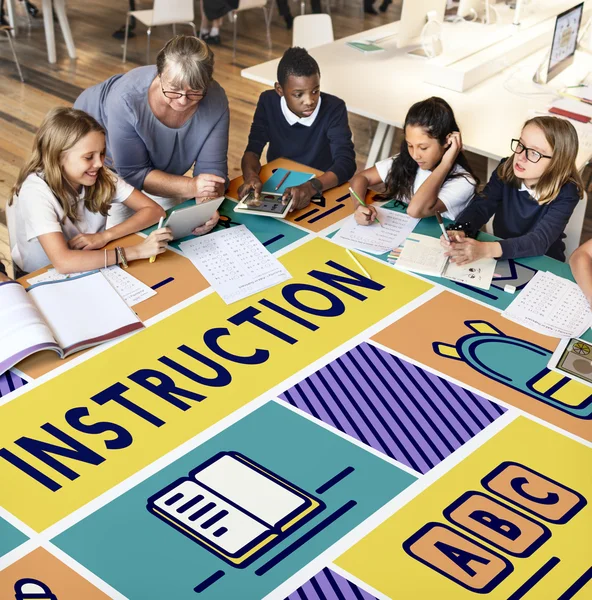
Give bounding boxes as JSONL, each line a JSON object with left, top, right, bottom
{"left": 511, "top": 139, "right": 552, "bottom": 164}
{"left": 160, "top": 78, "right": 206, "bottom": 102}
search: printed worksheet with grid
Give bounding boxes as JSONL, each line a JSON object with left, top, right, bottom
{"left": 179, "top": 225, "right": 292, "bottom": 304}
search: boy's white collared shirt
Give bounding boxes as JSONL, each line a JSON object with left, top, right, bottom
{"left": 280, "top": 95, "right": 322, "bottom": 127}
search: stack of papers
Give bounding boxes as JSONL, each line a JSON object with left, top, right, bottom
{"left": 502, "top": 271, "right": 592, "bottom": 338}
{"left": 331, "top": 208, "right": 419, "bottom": 255}
{"left": 179, "top": 225, "right": 292, "bottom": 304}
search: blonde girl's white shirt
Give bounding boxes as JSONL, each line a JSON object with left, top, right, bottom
{"left": 7, "top": 172, "right": 134, "bottom": 274}
{"left": 375, "top": 156, "right": 476, "bottom": 221}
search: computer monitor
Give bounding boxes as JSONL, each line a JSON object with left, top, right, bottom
{"left": 397, "top": 0, "right": 447, "bottom": 49}
{"left": 547, "top": 2, "right": 584, "bottom": 82}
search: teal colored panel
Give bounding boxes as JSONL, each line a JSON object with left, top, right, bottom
{"left": 54, "top": 402, "right": 415, "bottom": 600}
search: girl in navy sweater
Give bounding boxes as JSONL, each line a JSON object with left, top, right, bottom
{"left": 443, "top": 116, "right": 584, "bottom": 263}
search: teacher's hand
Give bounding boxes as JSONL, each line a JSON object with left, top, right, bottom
{"left": 191, "top": 173, "right": 225, "bottom": 200}
{"left": 192, "top": 211, "right": 220, "bottom": 236}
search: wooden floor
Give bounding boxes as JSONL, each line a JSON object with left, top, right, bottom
{"left": 0, "top": 0, "right": 590, "bottom": 277}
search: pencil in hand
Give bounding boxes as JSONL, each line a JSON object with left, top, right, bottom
{"left": 149, "top": 216, "right": 165, "bottom": 263}
{"left": 349, "top": 187, "right": 381, "bottom": 227}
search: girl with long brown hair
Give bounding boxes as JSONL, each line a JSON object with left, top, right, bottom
{"left": 7, "top": 107, "right": 170, "bottom": 275}
{"left": 443, "top": 116, "right": 584, "bottom": 264}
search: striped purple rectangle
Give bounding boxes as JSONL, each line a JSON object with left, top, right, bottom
{"left": 280, "top": 342, "right": 505, "bottom": 474}
{"left": 0, "top": 371, "right": 27, "bottom": 399}
{"left": 285, "top": 567, "right": 377, "bottom": 600}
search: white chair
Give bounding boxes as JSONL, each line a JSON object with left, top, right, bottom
{"left": 292, "top": 14, "right": 333, "bottom": 49}
{"left": 564, "top": 192, "right": 588, "bottom": 260}
{"left": 123, "top": 0, "right": 197, "bottom": 63}
{"left": 230, "top": 0, "right": 272, "bottom": 62}
{"left": 0, "top": 26, "right": 24, "bottom": 82}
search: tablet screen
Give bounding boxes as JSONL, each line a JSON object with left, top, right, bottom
{"left": 241, "top": 193, "right": 290, "bottom": 216}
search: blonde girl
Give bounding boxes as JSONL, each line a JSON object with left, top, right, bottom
{"left": 443, "top": 116, "right": 584, "bottom": 264}
{"left": 7, "top": 107, "right": 170, "bottom": 275}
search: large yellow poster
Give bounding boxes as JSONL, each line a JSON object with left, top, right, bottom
{"left": 0, "top": 238, "right": 431, "bottom": 531}
{"left": 336, "top": 417, "right": 592, "bottom": 599}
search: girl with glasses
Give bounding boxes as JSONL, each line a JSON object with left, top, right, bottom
{"left": 443, "top": 116, "right": 584, "bottom": 263}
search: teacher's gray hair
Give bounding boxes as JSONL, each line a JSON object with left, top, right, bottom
{"left": 156, "top": 35, "right": 214, "bottom": 91}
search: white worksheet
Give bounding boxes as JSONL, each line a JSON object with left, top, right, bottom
{"left": 28, "top": 266, "right": 155, "bottom": 307}
{"left": 331, "top": 208, "right": 420, "bottom": 255}
{"left": 179, "top": 225, "right": 292, "bottom": 304}
{"left": 502, "top": 271, "right": 592, "bottom": 338}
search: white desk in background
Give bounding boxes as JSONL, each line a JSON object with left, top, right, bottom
{"left": 242, "top": 6, "right": 592, "bottom": 174}
{"left": 6, "top": 0, "right": 76, "bottom": 64}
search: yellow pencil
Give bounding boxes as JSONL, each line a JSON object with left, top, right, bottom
{"left": 149, "top": 216, "right": 164, "bottom": 263}
{"left": 346, "top": 248, "right": 372, "bottom": 280}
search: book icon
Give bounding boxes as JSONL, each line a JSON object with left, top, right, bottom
{"left": 147, "top": 451, "right": 325, "bottom": 568}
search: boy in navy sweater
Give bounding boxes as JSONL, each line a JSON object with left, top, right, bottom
{"left": 238, "top": 47, "right": 356, "bottom": 212}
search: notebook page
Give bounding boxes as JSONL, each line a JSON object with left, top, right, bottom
{"left": 502, "top": 271, "right": 592, "bottom": 338}
{"left": 395, "top": 233, "right": 447, "bottom": 277}
{"left": 331, "top": 209, "right": 420, "bottom": 255}
{"left": 28, "top": 267, "right": 155, "bottom": 307}
{"left": 151, "top": 479, "right": 270, "bottom": 555}
{"left": 195, "top": 454, "right": 307, "bottom": 527}
{"left": 443, "top": 256, "right": 497, "bottom": 290}
{"left": 0, "top": 282, "right": 58, "bottom": 374}
{"left": 180, "top": 225, "right": 292, "bottom": 304}
{"left": 27, "top": 272, "right": 142, "bottom": 353}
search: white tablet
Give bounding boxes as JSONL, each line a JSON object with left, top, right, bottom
{"left": 164, "top": 197, "right": 225, "bottom": 239}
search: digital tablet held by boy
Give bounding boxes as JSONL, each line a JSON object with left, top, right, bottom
{"left": 238, "top": 47, "right": 356, "bottom": 212}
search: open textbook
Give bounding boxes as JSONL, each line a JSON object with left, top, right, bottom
{"left": 0, "top": 271, "right": 144, "bottom": 375}
{"left": 395, "top": 233, "right": 496, "bottom": 290}
{"left": 147, "top": 451, "right": 325, "bottom": 567}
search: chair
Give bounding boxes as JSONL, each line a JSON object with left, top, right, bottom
{"left": 122, "top": 0, "right": 197, "bottom": 63}
{"left": 564, "top": 192, "right": 588, "bottom": 260}
{"left": 292, "top": 14, "right": 333, "bottom": 49}
{"left": 230, "top": 0, "right": 272, "bottom": 62}
{"left": 0, "top": 26, "right": 24, "bottom": 82}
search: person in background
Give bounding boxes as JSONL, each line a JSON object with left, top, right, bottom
{"left": 443, "top": 116, "right": 583, "bottom": 265}
{"left": 571, "top": 238, "right": 592, "bottom": 308}
{"left": 352, "top": 97, "right": 477, "bottom": 225}
{"left": 238, "top": 47, "right": 356, "bottom": 212}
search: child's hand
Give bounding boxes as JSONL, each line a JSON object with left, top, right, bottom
{"left": 440, "top": 229, "right": 465, "bottom": 249}
{"left": 443, "top": 237, "right": 486, "bottom": 265}
{"left": 354, "top": 204, "right": 377, "bottom": 226}
{"left": 238, "top": 176, "right": 262, "bottom": 201}
{"left": 192, "top": 211, "right": 220, "bottom": 236}
{"left": 283, "top": 182, "right": 314, "bottom": 212}
{"left": 442, "top": 131, "right": 462, "bottom": 167}
{"left": 68, "top": 231, "right": 110, "bottom": 251}
{"left": 134, "top": 227, "right": 173, "bottom": 260}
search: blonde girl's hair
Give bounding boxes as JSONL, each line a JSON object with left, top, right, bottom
{"left": 156, "top": 35, "right": 214, "bottom": 92}
{"left": 499, "top": 116, "right": 584, "bottom": 205}
{"left": 10, "top": 107, "right": 116, "bottom": 223}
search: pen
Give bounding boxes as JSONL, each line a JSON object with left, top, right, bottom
{"left": 149, "top": 216, "right": 164, "bottom": 263}
{"left": 275, "top": 170, "right": 291, "bottom": 191}
{"left": 436, "top": 212, "right": 450, "bottom": 242}
{"left": 348, "top": 186, "right": 382, "bottom": 227}
{"left": 346, "top": 248, "right": 372, "bottom": 280}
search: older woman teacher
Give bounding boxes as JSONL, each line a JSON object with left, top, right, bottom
{"left": 74, "top": 35, "right": 228, "bottom": 233}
